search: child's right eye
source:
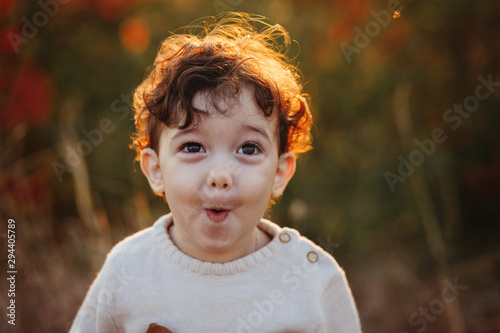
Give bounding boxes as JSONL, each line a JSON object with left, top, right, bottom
{"left": 180, "top": 142, "right": 205, "bottom": 153}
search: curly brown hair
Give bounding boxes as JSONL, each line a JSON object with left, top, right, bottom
{"left": 131, "top": 12, "right": 312, "bottom": 161}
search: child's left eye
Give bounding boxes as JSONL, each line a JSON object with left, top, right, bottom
{"left": 238, "top": 143, "right": 262, "bottom": 155}
{"left": 180, "top": 142, "right": 205, "bottom": 153}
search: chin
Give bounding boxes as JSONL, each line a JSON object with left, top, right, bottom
{"left": 199, "top": 230, "right": 238, "bottom": 250}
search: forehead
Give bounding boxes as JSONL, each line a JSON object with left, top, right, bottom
{"left": 188, "top": 85, "right": 278, "bottom": 132}
{"left": 157, "top": 85, "right": 281, "bottom": 152}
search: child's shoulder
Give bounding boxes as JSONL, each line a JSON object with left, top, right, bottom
{"left": 104, "top": 215, "right": 169, "bottom": 264}
{"left": 261, "top": 219, "right": 346, "bottom": 278}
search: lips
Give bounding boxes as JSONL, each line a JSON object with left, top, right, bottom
{"left": 206, "top": 208, "right": 229, "bottom": 223}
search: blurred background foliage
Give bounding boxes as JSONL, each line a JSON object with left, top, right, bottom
{"left": 1, "top": 0, "right": 499, "bottom": 332}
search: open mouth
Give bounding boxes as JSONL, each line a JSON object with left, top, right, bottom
{"left": 206, "top": 208, "right": 229, "bottom": 222}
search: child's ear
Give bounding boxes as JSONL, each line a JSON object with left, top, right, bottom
{"left": 140, "top": 148, "right": 165, "bottom": 194}
{"left": 272, "top": 152, "right": 296, "bottom": 198}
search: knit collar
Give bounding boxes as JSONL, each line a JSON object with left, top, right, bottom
{"left": 152, "top": 214, "right": 298, "bottom": 276}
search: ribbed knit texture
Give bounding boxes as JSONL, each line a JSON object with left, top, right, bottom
{"left": 70, "top": 214, "right": 362, "bottom": 333}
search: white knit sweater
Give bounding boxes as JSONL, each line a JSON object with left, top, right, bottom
{"left": 70, "top": 214, "right": 361, "bottom": 333}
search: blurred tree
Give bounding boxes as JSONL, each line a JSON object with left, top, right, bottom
{"left": 1, "top": 0, "right": 499, "bottom": 332}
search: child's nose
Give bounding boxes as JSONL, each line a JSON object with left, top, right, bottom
{"left": 207, "top": 170, "right": 232, "bottom": 190}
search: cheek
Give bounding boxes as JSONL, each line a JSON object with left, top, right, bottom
{"left": 238, "top": 164, "right": 276, "bottom": 201}
{"left": 162, "top": 163, "right": 202, "bottom": 202}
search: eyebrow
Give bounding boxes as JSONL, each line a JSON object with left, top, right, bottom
{"left": 170, "top": 127, "right": 200, "bottom": 142}
{"left": 239, "top": 124, "right": 272, "bottom": 142}
{"left": 170, "top": 124, "right": 272, "bottom": 142}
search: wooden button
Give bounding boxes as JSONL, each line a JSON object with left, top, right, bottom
{"left": 307, "top": 251, "right": 318, "bottom": 263}
{"left": 279, "top": 233, "right": 291, "bottom": 243}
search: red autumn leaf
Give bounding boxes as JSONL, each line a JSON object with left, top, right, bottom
{"left": 119, "top": 17, "right": 150, "bottom": 54}
{"left": 0, "top": 63, "right": 54, "bottom": 127}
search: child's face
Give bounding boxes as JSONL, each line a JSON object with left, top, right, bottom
{"left": 141, "top": 85, "right": 295, "bottom": 263}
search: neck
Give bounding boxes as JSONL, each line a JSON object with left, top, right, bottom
{"left": 168, "top": 224, "right": 262, "bottom": 263}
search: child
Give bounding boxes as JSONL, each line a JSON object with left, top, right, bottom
{"left": 70, "top": 12, "right": 361, "bottom": 333}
